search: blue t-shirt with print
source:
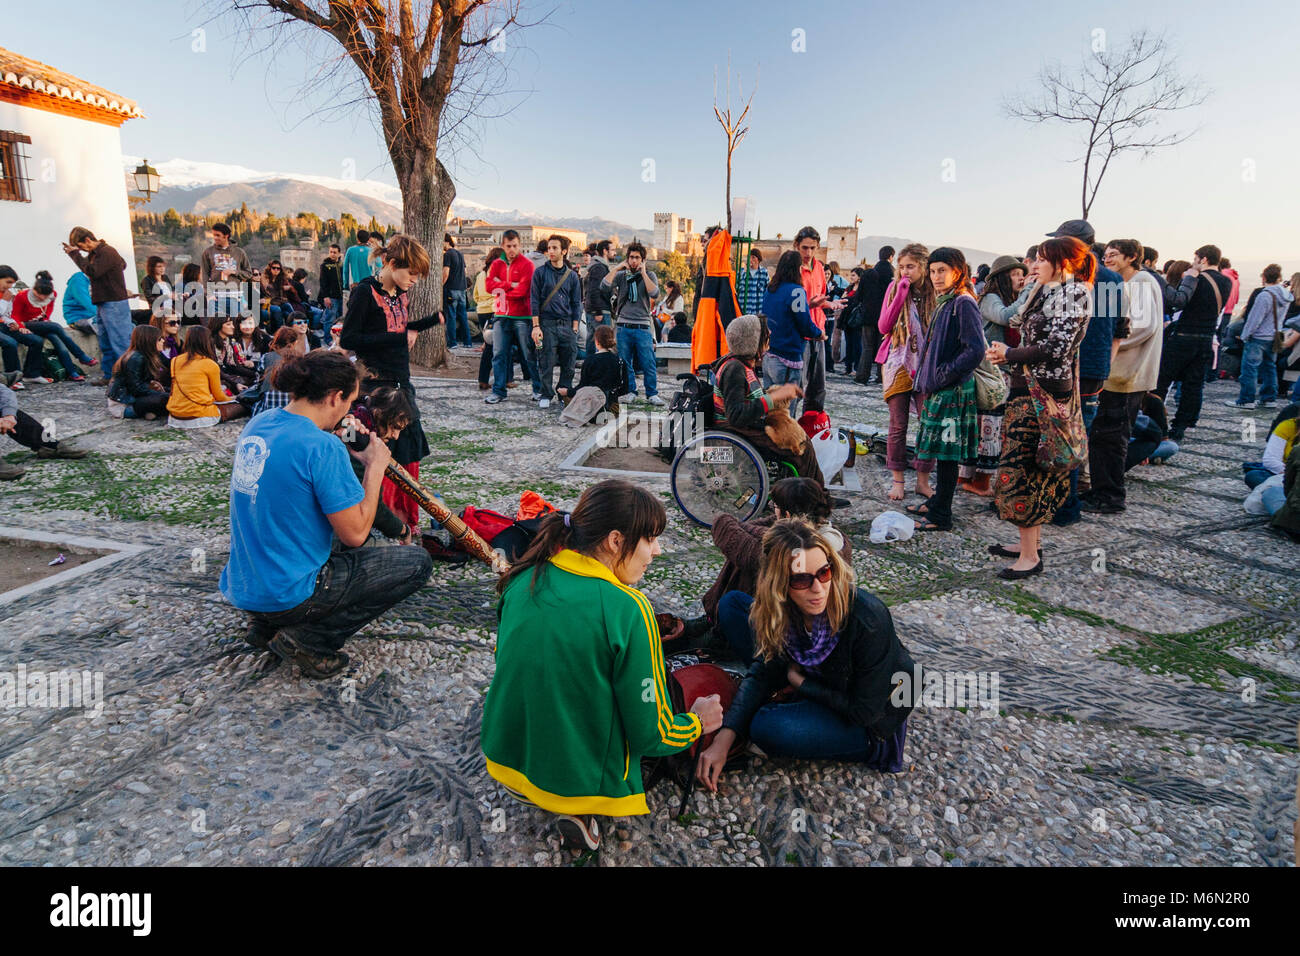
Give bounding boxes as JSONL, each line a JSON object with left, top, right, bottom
{"left": 219, "top": 408, "right": 364, "bottom": 612}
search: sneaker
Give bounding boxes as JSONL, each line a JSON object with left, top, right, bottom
{"left": 1257, "top": 400, "right": 1276, "bottom": 409}
{"left": 554, "top": 814, "right": 601, "bottom": 852}
{"left": 1223, "top": 399, "right": 1254, "bottom": 408}
{"left": 646, "top": 394, "right": 665, "bottom": 407}
{"left": 36, "top": 444, "right": 88, "bottom": 460}
{"left": 484, "top": 393, "right": 506, "bottom": 405}
{"left": 619, "top": 392, "right": 638, "bottom": 403}
{"left": 1168, "top": 427, "right": 1185, "bottom": 442}
{"left": 538, "top": 398, "right": 551, "bottom": 409}
{"left": 0, "top": 461, "right": 25, "bottom": 481}
{"left": 531, "top": 393, "right": 542, "bottom": 403}
{"left": 28, "top": 376, "right": 53, "bottom": 385}
{"left": 10, "top": 381, "right": 25, "bottom": 391}
{"left": 1079, "top": 499, "right": 1124, "bottom": 515}
{"left": 83, "top": 358, "right": 99, "bottom": 367}
{"left": 69, "top": 373, "right": 86, "bottom": 382}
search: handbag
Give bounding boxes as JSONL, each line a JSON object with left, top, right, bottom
{"left": 1266, "top": 292, "right": 1285, "bottom": 354}
{"left": 1023, "top": 361, "right": 1087, "bottom": 475}
{"left": 973, "top": 356, "right": 1008, "bottom": 411}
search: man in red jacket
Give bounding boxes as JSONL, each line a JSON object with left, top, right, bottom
{"left": 484, "top": 229, "right": 539, "bottom": 404}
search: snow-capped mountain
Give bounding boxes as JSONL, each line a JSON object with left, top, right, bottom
{"left": 123, "top": 157, "right": 646, "bottom": 237}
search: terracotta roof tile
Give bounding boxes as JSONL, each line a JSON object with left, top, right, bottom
{"left": 0, "top": 46, "right": 143, "bottom": 119}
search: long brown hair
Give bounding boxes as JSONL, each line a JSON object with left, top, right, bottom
{"left": 181, "top": 324, "right": 219, "bottom": 363}
{"left": 890, "top": 243, "right": 936, "bottom": 341}
{"left": 113, "top": 324, "right": 163, "bottom": 380}
{"left": 497, "top": 479, "right": 667, "bottom": 595}
{"left": 749, "top": 519, "right": 853, "bottom": 663}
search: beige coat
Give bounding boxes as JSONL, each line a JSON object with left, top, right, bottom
{"left": 1105, "top": 270, "right": 1164, "bottom": 393}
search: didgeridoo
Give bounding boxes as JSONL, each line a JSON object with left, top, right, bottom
{"left": 345, "top": 430, "right": 511, "bottom": 574}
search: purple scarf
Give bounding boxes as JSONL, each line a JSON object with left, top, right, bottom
{"left": 786, "top": 613, "right": 839, "bottom": 673}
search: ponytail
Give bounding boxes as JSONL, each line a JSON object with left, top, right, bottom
{"left": 496, "top": 479, "right": 667, "bottom": 595}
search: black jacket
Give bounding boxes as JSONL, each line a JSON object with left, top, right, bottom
{"left": 723, "top": 589, "right": 915, "bottom": 741}
{"left": 108, "top": 351, "right": 165, "bottom": 402}
{"left": 584, "top": 258, "right": 612, "bottom": 313}
{"left": 1166, "top": 271, "right": 1233, "bottom": 336}
{"left": 319, "top": 259, "right": 344, "bottom": 301}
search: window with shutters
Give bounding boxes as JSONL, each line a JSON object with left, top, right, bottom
{"left": 0, "top": 132, "right": 33, "bottom": 202}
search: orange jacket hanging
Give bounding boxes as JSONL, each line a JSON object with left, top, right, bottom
{"left": 690, "top": 230, "right": 741, "bottom": 372}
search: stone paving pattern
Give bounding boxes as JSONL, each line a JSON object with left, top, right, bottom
{"left": 0, "top": 371, "right": 1295, "bottom": 867}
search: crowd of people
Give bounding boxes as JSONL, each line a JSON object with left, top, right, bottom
{"left": 4, "top": 217, "right": 1297, "bottom": 857}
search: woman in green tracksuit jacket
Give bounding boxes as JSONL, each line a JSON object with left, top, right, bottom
{"left": 482, "top": 479, "right": 723, "bottom": 849}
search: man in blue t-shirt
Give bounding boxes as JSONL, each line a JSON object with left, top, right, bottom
{"left": 219, "top": 350, "right": 432, "bottom": 678}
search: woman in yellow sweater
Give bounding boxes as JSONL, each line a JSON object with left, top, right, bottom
{"left": 167, "top": 325, "right": 249, "bottom": 428}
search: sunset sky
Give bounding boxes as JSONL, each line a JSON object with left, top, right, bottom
{"left": 29, "top": 0, "right": 1300, "bottom": 267}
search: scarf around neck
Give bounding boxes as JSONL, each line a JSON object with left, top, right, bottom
{"left": 785, "top": 612, "right": 839, "bottom": 672}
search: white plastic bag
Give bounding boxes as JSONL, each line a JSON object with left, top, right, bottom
{"left": 1243, "top": 473, "right": 1284, "bottom": 516}
{"left": 869, "top": 510, "right": 915, "bottom": 544}
{"left": 810, "top": 427, "right": 852, "bottom": 482}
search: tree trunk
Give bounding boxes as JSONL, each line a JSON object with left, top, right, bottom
{"left": 402, "top": 148, "right": 456, "bottom": 371}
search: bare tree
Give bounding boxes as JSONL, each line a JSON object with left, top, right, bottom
{"left": 1004, "top": 29, "right": 1207, "bottom": 220}
{"left": 712, "top": 55, "right": 756, "bottom": 235}
{"left": 222, "top": 0, "right": 535, "bottom": 368}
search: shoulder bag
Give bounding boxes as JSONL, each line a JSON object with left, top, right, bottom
{"left": 1023, "top": 357, "right": 1087, "bottom": 475}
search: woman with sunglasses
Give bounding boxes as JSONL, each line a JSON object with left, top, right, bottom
{"left": 151, "top": 313, "right": 183, "bottom": 360}
{"left": 260, "top": 260, "right": 301, "bottom": 331}
{"left": 697, "top": 519, "right": 914, "bottom": 792}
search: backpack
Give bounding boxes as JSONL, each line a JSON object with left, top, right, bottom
{"left": 658, "top": 371, "right": 717, "bottom": 463}
{"left": 458, "top": 506, "right": 516, "bottom": 543}
{"left": 641, "top": 651, "right": 749, "bottom": 816}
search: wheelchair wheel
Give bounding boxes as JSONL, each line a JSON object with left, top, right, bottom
{"left": 670, "top": 431, "right": 769, "bottom": 528}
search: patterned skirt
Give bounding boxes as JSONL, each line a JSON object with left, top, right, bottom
{"left": 974, "top": 406, "right": 1005, "bottom": 474}
{"left": 995, "top": 395, "right": 1069, "bottom": 527}
{"left": 917, "top": 378, "right": 979, "bottom": 463}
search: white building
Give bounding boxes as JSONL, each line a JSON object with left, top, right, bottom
{"left": 0, "top": 48, "right": 142, "bottom": 297}
{"left": 652, "top": 212, "right": 695, "bottom": 252}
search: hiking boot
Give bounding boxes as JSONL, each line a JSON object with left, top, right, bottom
{"left": 554, "top": 814, "right": 601, "bottom": 851}
{"left": 0, "top": 461, "right": 26, "bottom": 481}
{"left": 37, "top": 444, "right": 88, "bottom": 460}
{"left": 268, "top": 633, "right": 350, "bottom": 679}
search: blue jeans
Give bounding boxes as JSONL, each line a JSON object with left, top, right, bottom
{"left": 761, "top": 353, "right": 804, "bottom": 419}
{"left": 0, "top": 329, "right": 20, "bottom": 373}
{"left": 1242, "top": 462, "right": 1276, "bottom": 489}
{"left": 1237, "top": 338, "right": 1278, "bottom": 404}
{"left": 749, "top": 700, "right": 897, "bottom": 763}
{"left": 716, "top": 590, "right": 757, "bottom": 659}
{"left": 1149, "top": 439, "right": 1178, "bottom": 462}
{"left": 95, "top": 300, "right": 133, "bottom": 374}
{"left": 492, "top": 317, "right": 540, "bottom": 399}
{"left": 1261, "top": 484, "right": 1287, "bottom": 515}
{"left": 446, "top": 290, "right": 470, "bottom": 348}
{"left": 1053, "top": 390, "right": 1101, "bottom": 524}
{"left": 617, "top": 325, "right": 657, "bottom": 397}
{"left": 586, "top": 311, "right": 611, "bottom": 359}
{"left": 24, "top": 320, "right": 92, "bottom": 376}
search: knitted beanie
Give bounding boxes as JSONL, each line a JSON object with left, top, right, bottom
{"left": 726, "top": 314, "right": 762, "bottom": 359}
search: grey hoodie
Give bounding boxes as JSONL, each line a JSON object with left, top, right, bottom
{"left": 1241, "top": 284, "right": 1294, "bottom": 342}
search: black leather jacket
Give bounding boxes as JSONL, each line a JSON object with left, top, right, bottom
{"left": 108, "top": 351, "right": 164, "bottom": 402}
{"left": 722, "top": 588, "right": 915, "bottom": 740}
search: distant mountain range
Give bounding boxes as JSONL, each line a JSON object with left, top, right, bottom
{"left": 126, "top": 157, "right": 648, "bottom": 238}
{"left": 857, "top": 235, "right": 1007, "bottom": 270}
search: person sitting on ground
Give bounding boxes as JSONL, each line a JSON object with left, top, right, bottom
{"left": 166, "top": 325, "right": 248, "bottom": 427}
{"left": 696, "top": 519, "right": 914, "bottom": 792}
{"left": 0, "top": 376, "right": 88, "bottom": 479}
{"left": 1126, "top": 392, "right": 1179, "bottom": 469}
{"left": 236, "top": 316, "right": 271, "bottom": 365}
{"left": 481, "top": 479, "right": 723, "bottom": 852}
{"left": 107, "top": 324, "right": 170, "bottom": 420}
{"left": 151, "top": 312, "right": 183, "bottom": 361}
{"left": 557, "top": 323, "right": 625, "bottom": 420}
{"left": 249, "top": 325, "right": 307, "bottom": 416}
{"left": 8, "top": 270, "right": 99, "bottom": 383}
{"left": 347, "top": 385, "right": 418, "bottom": 546}
{"left": 665, "top": 311, "right": 692, "bottom": 343}
{"left": 701, "top": 477, "right": 854, "bottom": 633}
{"left": 1242, "top": 404, "right": 1299, "bottom": 489}
{"left": 712, "top": 313, "right": 824, "bottom": 484}
{"left": 220, "top": 349, "right": 433, "bottom": 678}
{"left": 207, "top": 315, "right": 257, "bottom": 393}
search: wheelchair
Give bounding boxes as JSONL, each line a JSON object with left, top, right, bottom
{"left": 663, "top": 371, "right": 804, "bottom": 528}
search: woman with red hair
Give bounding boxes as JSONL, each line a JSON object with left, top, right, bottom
{"left": 985, "top": 237, "right": 1095, "bottom": 578}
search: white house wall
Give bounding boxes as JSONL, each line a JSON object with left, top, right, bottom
{"left": 0, "top": 101, "right": 138, "bottom": 296}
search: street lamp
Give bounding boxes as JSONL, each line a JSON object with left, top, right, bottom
{"left": 133, "top": 159, "right": 160, "bottom": 200}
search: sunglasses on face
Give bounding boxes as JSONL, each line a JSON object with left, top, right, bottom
{"left": 165, "top": 321, "right": 179, "bottom": 327}
{"left": 789, "top": 565, "right": 833, "bottom": 590}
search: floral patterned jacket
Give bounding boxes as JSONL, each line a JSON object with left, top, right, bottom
{"left": 1004, "top": 280, "right": 1092, "bottom": 392}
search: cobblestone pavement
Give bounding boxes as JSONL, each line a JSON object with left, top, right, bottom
{"left": 0, "top": 371, "right": 1295, "bottom": 867}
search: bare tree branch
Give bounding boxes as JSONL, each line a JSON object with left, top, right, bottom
{"left": 713, "top": 54, "right": 758, "bottom": 235}
{"left": 1003, "top": 28, "right": 1209, "bottom": 218}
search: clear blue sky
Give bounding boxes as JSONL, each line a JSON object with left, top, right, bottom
{"left": 23, "top": 0, "right": 1299, "bottom": 263}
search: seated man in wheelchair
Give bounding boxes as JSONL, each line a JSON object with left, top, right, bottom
{"left": 710, "top": 314, "right": 824, "bottom": 486}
